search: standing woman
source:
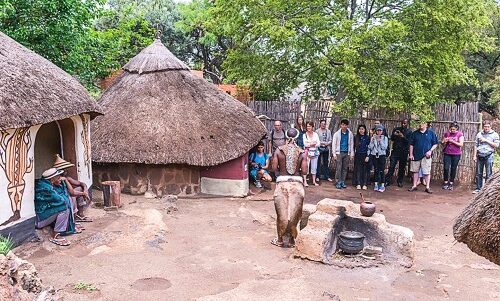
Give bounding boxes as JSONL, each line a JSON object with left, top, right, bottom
{"left": 353, "top": 125, "right": 370, "bottom": 190}
{"left": 442, "top": 122, "right": 464, "bottom": 190}
{"left": 303, "top": 121, "right": 321, "bottom": 187}
{"left": 368, "top": 125, "right": 389, "bottom": 192}
{"left": 295, "top": 115, "right": 307, "bottom": 149}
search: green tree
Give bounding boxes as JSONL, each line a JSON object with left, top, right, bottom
{"left": 212, "top": 0, "right": 491, "bottom": 118}
{"left": 176, "top": 0, "right": 232, "bottom": 84}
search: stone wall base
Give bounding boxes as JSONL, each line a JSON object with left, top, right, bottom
{"left": 93, "top": 163, "right": 200, "bottom": 196}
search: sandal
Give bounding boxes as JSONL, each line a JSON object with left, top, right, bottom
{"left": 75, "top": 214, "right": 93, "bottom": 222}
{"left": 270, "top": 238, "right": 283, "bottom": 247}
{"left": 50, "top": 234, "right": 71, "bottom": 246}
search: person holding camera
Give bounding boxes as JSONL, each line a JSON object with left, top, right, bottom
{"left": 385, "top": 119, "right": 412, "bottom": 187}
{"left": 315, "top": 119, "right": 333, "bottom": 182}
{"left": 249, "top": 141, "right": 272, "bottom": 188}
{"left": 368, "top": 126, "right": 389, "bottom": 192}
{"left": 473, "top": 120, "right": 499, "bottom": 193}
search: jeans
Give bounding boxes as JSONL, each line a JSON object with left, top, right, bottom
{"left": 335, "top": 152, "right": 349, "bottom": 183}
{"left": 371, "top": 155, "right": 386, "bottom": 184}
{"left": 443, "top": 154, "right": 461, "bottom": 183}
{"left": 476, "top": 154, "right": 494, "bottom": 190}
{"left": 353, "top": 153, "right": 368, "bottom": 186}
{"left": 317, "top": 150, "right": 331, "bottom": 179}
{"left": 384, "top": 153, "right": 408, "bottom": 184}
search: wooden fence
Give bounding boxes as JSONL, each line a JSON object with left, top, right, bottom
{"left": 248, "top": 100, "right": 481, "bottom": 184}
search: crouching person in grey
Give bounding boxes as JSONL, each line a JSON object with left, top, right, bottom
{"left": 473, "top": 120, "right": 500, "bottom": 193}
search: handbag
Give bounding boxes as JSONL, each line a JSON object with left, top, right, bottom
{"left": 478, "top": 151, "right": 493, "bottom": 159}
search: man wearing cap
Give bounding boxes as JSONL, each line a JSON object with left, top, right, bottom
{"left": 53, "top": 154, "right": 91, "bottom": 222}
{"left": 270, "top": 128, "right": 308, "bottom": 248}
{"left": 34, "top": 168, "right": 77, "bottom": 246}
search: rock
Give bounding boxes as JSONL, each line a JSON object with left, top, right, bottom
{"left": 0, "top": 252, "right": 58, "bottom": 301}
{"left": 300, "top": 204, "right": 317, "bottom": 230}
{"left": 161, "top": 195, "right": 178, "bottom": 203}
{"left": 144, "top": 191, "right": 157, "bottom": 199}
{"left": 363, "top": 246, "right": 383, "bottom": 255}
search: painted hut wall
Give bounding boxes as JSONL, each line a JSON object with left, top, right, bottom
{"left": 72, "top": 114, "right": 92, "bottom": 187}
{"left": 200, "top": 155, "right": 249, "bottom": 197}
{"left": 0, "top": 117, "right": 92, "bottom": 243}
{"left": 93, "top": 163, "right": 200, "bottom": 196}
{"left": 0, "top": 126, "right": 38, "bottom": 227}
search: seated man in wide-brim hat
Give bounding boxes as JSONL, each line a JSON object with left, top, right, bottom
{"left": 53, "top": 154, "right": 92, "bottom": 222}
{"left": 35, "top": 168, "right": 79, "bottom": 246}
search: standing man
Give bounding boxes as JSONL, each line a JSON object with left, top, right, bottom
{"left": 316, "top": 119, "right": 333, "bottom": 182}
{"left": 473, "top": 120, "right": 499, "bottom": 193}
{"left": 332, "top": 119, "right": 354, "bottom": 189}
{"left": 408, "top": 122, "right": 439, "bottom": 194}
{"left": 268, "top": 120, "right": 286, "bottom": 156}
{"left": 271, "top": 128, "right": 308, "bottom": 248}
{"left": 385, "top": 119, "right": 412, "bottom": 187}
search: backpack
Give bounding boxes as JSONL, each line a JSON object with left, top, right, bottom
{"left": 270, "top": 129, "right": 286, "bottom": 150}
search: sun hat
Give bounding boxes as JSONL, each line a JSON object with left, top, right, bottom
{"left": 52, "top": 154, "right": 75, "bottom": 170}
{"left": 42, "top": 168, "right": 64, "bottom": 179}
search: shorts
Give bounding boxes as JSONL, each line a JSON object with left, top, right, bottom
{"left": 410, "top": 157, "right": 432, "bottom": 175}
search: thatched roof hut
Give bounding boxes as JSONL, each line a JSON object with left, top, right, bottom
{"left": 0, "top": 32, "right": 102, "bottom": 129}
{"left": 453, "top": 171, "right": 500, "bottom": 265}
{"left": 92, "top": 39, "right": 266, "bottom": 166}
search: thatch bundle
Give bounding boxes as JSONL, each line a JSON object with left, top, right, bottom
{"left": 453, "top": 170, "right": 500, "bottom": 265}
{"left": 92, "top": 39, "right": 266, "bottom": 166}
{"left": 0, "top": 32, "right": 102, "bottom": 129}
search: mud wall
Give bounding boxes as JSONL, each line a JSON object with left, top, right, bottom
{"left": 93, "top": 163, "right": 200, "bottom": 196}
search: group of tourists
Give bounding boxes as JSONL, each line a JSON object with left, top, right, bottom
{"left": 249, "top": 117, "right": 499, "bottom": 194}
{"left": 34, "top": 155, "right": 93, "bottom": 246}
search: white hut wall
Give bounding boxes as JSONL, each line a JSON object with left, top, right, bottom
{"left": 93, "top": 163, "right": 200, "bottom": 196}
{"left": 199, "top": 154, "right": 249, "bottom": 197}
{"left": 72, "top": 114, "right": 93, "bottom": 187}
{"left": 0, "top": 126, "right": 38, "bottom": 244}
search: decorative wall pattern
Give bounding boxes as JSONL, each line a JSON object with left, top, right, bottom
{"left": 80, "top": 114, "right": 91, "bottom": 176}
{"left": 0, "top": 128, "right": 33, "bottom": 226}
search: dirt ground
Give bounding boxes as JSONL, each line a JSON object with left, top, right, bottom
{"left": 15, "top": 182, "right": 500, "bottom": 301}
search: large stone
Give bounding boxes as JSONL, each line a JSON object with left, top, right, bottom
{"left": 294, "top": 198, "right": 414, "bottom": 267}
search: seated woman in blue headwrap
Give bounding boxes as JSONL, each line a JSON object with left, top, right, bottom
{"left": 35, "top": 168, "right": 80, "bottom": 246}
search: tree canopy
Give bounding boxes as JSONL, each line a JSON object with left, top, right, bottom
{"left": 210, "top": 0, "right": 492, "bottom": 118}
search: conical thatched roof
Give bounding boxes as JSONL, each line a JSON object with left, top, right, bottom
{"left": 453, "top": 171, "right": 500, "bottom": 265}
{"left": 92, "top": 39, "right": 266, "bottom": 166}
{"left": 0, "top": 32, "right": 102, "bottom": 129}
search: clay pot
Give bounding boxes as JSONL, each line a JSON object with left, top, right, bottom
{"left": 360, "top": 201, "right": 376, "bottom": 217}
{"left": 338, "top": 231, "right": 365, "bottom": 254}
{"left": 359, "top": 193, "right": 376, "bottom": 217}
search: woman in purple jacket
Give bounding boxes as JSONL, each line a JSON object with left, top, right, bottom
{"left": 441, "top": 122, "right": 464, "bottom": 190}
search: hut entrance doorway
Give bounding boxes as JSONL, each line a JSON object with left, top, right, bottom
{"left": 34, "top": 119, "right": 77, "bottom": 179}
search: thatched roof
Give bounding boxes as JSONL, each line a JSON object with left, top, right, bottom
{"left": 0, "top": 32, "right": 102, "bottom": 130}
{"left": 92, "top": 39, "right": 266, "bottom": 166}
{"left": 453, "top": 171, "right": 500, "bottom": 265}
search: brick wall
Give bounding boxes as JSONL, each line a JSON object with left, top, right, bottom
{"left": 93, "top": 163, "right": 200, "bottom": 196}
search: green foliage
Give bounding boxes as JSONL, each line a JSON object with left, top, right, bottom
{"left": 212, "top": 0, "right": 491, "bottom": 118}
{"left": 0, "top": 235, "right": 13, "bottom": 256}
{"left": 74, "top": 281, "right": 98, "bottom": 291}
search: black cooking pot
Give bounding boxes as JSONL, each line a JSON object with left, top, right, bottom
{"left": 338, "top": 231, "right": 365, "bottom": 254}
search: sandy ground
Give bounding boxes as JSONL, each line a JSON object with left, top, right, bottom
{"left": 15, "top": 182, "right": 500, "bottom": 301}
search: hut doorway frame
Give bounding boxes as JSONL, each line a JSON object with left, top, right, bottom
{"left": 34, "top": 119, "right": 78, "bottom": 179}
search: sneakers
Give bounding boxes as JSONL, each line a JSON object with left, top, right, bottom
{"left": 442, "top": 183, "right": 449, "bottom": 190}
{"left": 374, "top": 184, "right": 379, "bottom": 192}
{"left": 447, "top": 183, "right": 454, "bottom": 191}
{"left": 335, "top": 182, "right": 342, "bottom": 189}
{"left": 397, "top": 182, "right": 403, "bottom": 188}
{"left": 341, "top": 182, "right": 347, "bottom": 189}
{"left": 356, "top": 185, "right": 361, "bottom": 190}
{"left": 255, "top": 180, "right": 262, "bottom": 188}
{"left": 362, "top": 185, "right": 367, "bottom": 190}
{"left": 472, "top": 189, "right": 480, "bottom": 194}
{"left": 378, "top": 185, "right": 385, "bottom": 192}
